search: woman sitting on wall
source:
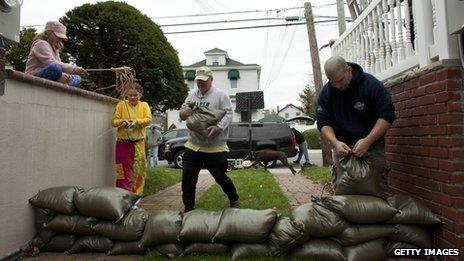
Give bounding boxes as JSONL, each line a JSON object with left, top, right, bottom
{"left": 25, "top": 21, "right": 85, "bottom": 87}
{"left": 112, "top": 83, "right": 152, "bottom": 195}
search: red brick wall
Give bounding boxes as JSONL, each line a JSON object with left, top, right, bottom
{"left": 384, "top": 60, "right": 464, "bottom": 252}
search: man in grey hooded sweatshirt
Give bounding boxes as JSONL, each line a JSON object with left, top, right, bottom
{"left": 179, "top": 66, "right": 240, "bottom": 212}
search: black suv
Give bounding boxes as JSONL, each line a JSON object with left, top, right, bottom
{"left": 164, "top": 122, "right": 297, "bottom": 168}
{"left": 158, "top": 128, "right": 189, "bottom": 160}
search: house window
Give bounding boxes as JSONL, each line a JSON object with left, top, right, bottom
{"left": 230, "top": 79, "right": 237, "bottom": 88}
{"left": 285, "top": 113, "right": 289, "bottom": 119}
{"left": 212, "top": 61, "right": 219, "bottom": 66}
{"left": 187, "top": 80, "right": 194, "bottom": 89}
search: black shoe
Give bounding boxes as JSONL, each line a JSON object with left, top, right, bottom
{"left": 230, "top": 200, "right": 241, "bottom": 208}
{"left": 184, "top": 207, "right": 194, "bottom": 213}
{"left": 302, "top": 162, "right": 316, "bottom": 167}
{"left": 293, "top": 160, "right": 300, "bottom": 164}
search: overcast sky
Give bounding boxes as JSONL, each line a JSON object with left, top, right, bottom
{"left": 21, "top": 0, "right": 344, "bottom": 111}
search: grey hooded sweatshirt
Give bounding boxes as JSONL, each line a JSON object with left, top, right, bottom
{"left": 181, "top": 86, "right": 233, "bottom": 147}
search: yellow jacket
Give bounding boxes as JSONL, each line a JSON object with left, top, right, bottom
{"left": 112, "top": 100, "right": 152, "bottom": 140}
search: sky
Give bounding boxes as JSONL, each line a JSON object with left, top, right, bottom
{"left": 20, "top": 0, "right": 346, "bottom": 111}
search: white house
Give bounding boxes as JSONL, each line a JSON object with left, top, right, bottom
{"left": 277, "top": 103, "right": 305, "bottom": 120}
{"left": 167, "top": 48, "right": 263, "bottom": 129}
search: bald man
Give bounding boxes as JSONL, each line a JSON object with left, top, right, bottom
{"left": 316, "top": 56, "right": 395, "bottom": 193}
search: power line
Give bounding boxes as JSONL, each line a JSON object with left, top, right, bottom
{"left": 211, "top": 0, "right": 234, "bottom": 11}
{"left": 160, "top": 17, "right": 285, "bottom": 27}
{"left": 164, "top": 20, "right": 338, "bottom": 35}
{"left": 152, "top": 6, "right": 304, "bottom": 19}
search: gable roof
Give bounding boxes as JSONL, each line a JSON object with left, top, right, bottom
{"left": 186, "top": 58, "right": 259, "bottom": 68}
{"left": 204, "top": 48, "right": 228, "bottom": 54}
{"left": 278, "top": 103, "right": 304, "bottom": 113}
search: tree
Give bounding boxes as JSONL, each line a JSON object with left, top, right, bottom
{"left": 5, "top": 27, "right": 37, "bottom": 71}
{"left": 298, "top": 84, "right": 317, "bottom": 119}
{"left": 60, "top": 1, "right": 188, "bottom": 110}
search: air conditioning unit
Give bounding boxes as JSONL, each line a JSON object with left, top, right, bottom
{"left": 0, "top": 0, "right": 22, "bottom": 44}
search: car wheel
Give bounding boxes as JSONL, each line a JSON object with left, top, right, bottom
{"left": 173, "top": 150, "right": 184, "bottom": 169}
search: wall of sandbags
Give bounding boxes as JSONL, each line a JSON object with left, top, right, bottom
{"left": 383, "top": 59, "right": 464, "bottom": 250}
{"left": 26, "top": 186, "right": 440, "bottom": 260}
{"left": 0, "top": 71, "right": 118, "bottom": 257}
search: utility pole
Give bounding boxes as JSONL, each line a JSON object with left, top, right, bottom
{"left": 304, "top": 2, "right": 333, "bottom": 167}
{"left": 337, "top": 0, "right": 346, "bottom": 35}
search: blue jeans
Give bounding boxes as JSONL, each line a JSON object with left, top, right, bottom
{"left": 36, "top": 63, "right": 82, "bottom": 87}
{"left": 296, "top": 141, "right": 310, "bottom": 163}
{"left": 147, "top": 146, "right": 158, "bottom": 168}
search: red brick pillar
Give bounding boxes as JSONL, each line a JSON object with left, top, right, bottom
{"left": 384, "top": 60, "right": 464, "bottom": 253}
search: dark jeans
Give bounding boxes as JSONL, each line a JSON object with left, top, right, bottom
{"left": 182, "top": 148, "right": 239, "bottom": 211}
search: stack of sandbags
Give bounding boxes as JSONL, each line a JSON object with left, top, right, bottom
{"left": 289, "top": 194, "right": 440, "bottom": 260}
{"left": 27, "top": 186, "right": 143, "bottom": 255}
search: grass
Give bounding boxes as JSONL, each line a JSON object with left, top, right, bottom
{"left": 196, "top": 169, "right": 292, "bottom": 217}
{"left": 143, "top": 167, "right": 182, "bottom": 196}
{"left": 299, "top": 166, "right": 332, "bottom": 184}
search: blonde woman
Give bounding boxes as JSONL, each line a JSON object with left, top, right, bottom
{"left": 112, "top": 84, "right": 152, "bottom": 195}
{"left": 25, "top": 21, "right": 85, "bottom": 86}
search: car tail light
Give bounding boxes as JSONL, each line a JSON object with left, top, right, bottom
{"left": 291, "top": 134, "right": 296, "bottom": 147}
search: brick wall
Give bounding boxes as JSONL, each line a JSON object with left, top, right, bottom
{"left": 384, "top": 59, "right": 464, "bottom": 253}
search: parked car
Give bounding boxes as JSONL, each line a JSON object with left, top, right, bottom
{"left": 157, "top": 128, "right": 189, "bottom": 160}
{"left": 164, "top": 122, "right": 297, "bottom": 168}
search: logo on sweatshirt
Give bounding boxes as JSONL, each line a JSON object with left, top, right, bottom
{"left": 353, "top": 101, "right": 365, "bottom": 112}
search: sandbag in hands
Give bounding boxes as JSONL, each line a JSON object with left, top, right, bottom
{"left": 186, "top": 103, "right": 226, "bottom": 138}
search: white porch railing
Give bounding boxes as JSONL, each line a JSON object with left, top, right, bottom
{"left": 332, "top": 0, "right": 461, "bottom": 81}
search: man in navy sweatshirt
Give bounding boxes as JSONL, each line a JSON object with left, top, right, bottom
{"left": 316, "top": 56, "right": 395, "bottom": 192}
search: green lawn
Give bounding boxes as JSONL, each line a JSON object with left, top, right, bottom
{"left": 196, "top": 169, "right": 292, "bottom": 216}
{"left": 143, "top": 167, "right": 182, "bottom": 196}
{"left": 300, "top": 166, "right": 332, "bottom": 184}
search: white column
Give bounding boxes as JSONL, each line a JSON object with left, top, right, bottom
{"left": 377, "top": 4, "right": 386, "bottom": 71}
{"left": 404, "top": 0, "right": 414, "bottom": 57}
{"left": 413, "top": 0, "right": 433, "bottom": 66}
{"left": 389, "top": 0, "right": 398, "bottom": 65}
{"left": 383, "top": 0, "right": 392, "bottom": 69}
{"left": 396, "top": 0, "right": 405, "bottom": 61}
{"left": 368, "top": 13, "right": 376, "bottom": 74}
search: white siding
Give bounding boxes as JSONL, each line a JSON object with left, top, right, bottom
{"left": 278, "top": 105, "right": 304, "bottom": 119}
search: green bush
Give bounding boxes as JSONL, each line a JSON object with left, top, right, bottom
{"left": 302, "top": 128, "right": 322, "bottom": 149}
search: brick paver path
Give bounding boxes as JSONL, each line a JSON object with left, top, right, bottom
{"left": 269, "top": 168, "right": 327, "bottom": 206}
{"left": 139, "top": 169, "right": 216, "bottom": 212}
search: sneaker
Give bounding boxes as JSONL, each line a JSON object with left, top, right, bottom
{"left": 230, "top": 200, "right": 241, "bottom": 208}
{"left": 303, "top": 162, "right": 316, "bottom": 167}
{"left": 293, "top": 160, "right": 300, "bottom": 164}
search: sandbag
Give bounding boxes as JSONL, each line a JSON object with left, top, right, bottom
{"left": 140, "top": 210, "right": 182, "bottom": 247}
{"left": 108, "top": 241, "right": 147, "bottom": 255}
{"left": 335, "top": 153, "right": 386, "bottom": 197}
{"left": 46, "top": 215, "right": 97, "bottom": 235}
{"left": 148, "top": 244, "right": 183, "bottom": 258}
{"left": 291, "top": 202, "right": 348, "bottom": 237}
{"left": 343, "top": 239, "right": 387, "bottom": 261}
{"left": 319, "top": 195, "right": 397, "bottom": 224}
{"left": 387, "top": 242, "right": 421, "bottom": 257}
{"left": 389, "top": 224, "right": 432, "bottom": 248}
{"left": 92, "top": 208, "right": 148, "bottom": 241}
{"left": 42, "top": 235, "right": 76, "bottom": 252}
{"left": 332, "top": 225, "right": 396, "bottom": 246}
{"left": 186, "top": 105, "right": 226, "bottom": 138}
{"left": 387, "top": 194, "right": 440, "bottom": 225}
{"left": 268, "top": 217, "right": 308, "bottom": 256}
{"left": 292, "top": 239, "right": 346, "bottom": 261}
{"left": 33, "top": 207, "right": 56, "bottom": 243}
{"left": 29, "top": 186, "right": 81, "bottom": 215}
{"left": 68, "top": 236, "right": 113, "bottom": 253}
{"left": 74, "top": 187, "right": 139, "bottom": 222}
{"left": 230, "top": 244, "right": 270, "bottom": 260}
{"left": 180, "top": 209, "right": 223, "bottom": 243}
{"left": 213, "top": 208, "right": 277, "bottom": 243}
{"left": 182, "top": 243, "right": 229, "bottom": 256}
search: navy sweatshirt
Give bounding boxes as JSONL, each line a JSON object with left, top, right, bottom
{"left": 316, "top": 63, "right": 395, "bottom": 146}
